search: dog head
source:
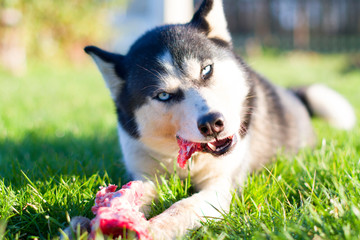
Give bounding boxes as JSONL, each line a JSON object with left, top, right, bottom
{"left": 85, "top": 0, "right": 252, "bottom": 157}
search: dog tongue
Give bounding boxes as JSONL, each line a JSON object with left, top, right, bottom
{"left": 176, "top": 137, "right": 202, "bottom": 168}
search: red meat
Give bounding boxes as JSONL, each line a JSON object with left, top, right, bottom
{"left": 176, "top": 137, "right": 202, "bottom": 168}
{"left": 90, "top": 181, "right": 152, "bottom": 240}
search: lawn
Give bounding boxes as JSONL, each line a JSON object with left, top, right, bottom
{"left": 0, "top": 52, "right": 359, "bottom": 239}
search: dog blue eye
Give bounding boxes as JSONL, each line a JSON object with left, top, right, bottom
{"left": 157, "top": 92, "right": 172, "bottom": 101}
{"left": 201, "top": 64, "right": 212, "bottom": 79}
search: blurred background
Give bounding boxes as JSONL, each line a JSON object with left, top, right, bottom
{"left": 1, "top": 0, "right": 359, "bottom": 74}
{"left": 223, "top": 0, "right": 360, "bottom": 53}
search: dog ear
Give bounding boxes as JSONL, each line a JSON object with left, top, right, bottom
{"left": 84, "top": 46, "right": 126, "bottom": 100}
{"left": 190, "top": 0, "right": 231, "bottom": 44}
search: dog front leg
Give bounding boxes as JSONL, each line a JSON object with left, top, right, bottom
{"left": 148, "top": 179, "right": 233, "bottom": 239}
{"left": 138, "top": 180, "right": 158, "bottom": 216}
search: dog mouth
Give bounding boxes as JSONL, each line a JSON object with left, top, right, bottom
{"left": 176, "top": 134, "right": 237, "bottom": 168}
{"left": 201, "top": 135, "right": 237, "bottom": 156}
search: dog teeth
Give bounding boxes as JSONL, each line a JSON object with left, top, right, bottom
{"left": 207, "top": 143, "right": 217, "bottom": 151}
{"left": 218, "top": 146, "right": 225, "bottom": 151}
{"left": 218, "top": 144, "right": 228, "bottom": 151}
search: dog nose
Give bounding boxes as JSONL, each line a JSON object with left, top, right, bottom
{"left": 197, "top": 112, "right": 225, "bottom": 137}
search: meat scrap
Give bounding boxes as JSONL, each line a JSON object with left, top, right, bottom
{"left": 176, "top": 137, "right": 202, "bottom": 169}
{"left": 90, "top": 181, "right": 152, "bottom": 240}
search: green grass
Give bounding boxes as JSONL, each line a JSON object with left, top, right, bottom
{"left": 1, "top": 52, "right": 359, "bottom": 239}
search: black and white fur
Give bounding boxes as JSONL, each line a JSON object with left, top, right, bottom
{"left": 64, "top": 0, "right": 356, "bottom": 239}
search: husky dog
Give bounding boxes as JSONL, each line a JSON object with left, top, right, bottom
{"left": 65, "top": 0, "right": 356, "bottom": 239}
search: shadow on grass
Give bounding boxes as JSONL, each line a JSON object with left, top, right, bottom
{"left": 0, "top": 130, "right": 129, "bottom": 187}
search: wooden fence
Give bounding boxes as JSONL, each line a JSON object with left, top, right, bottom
{"left": 195, "top": 0, "right": 360, "bottom": 52}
